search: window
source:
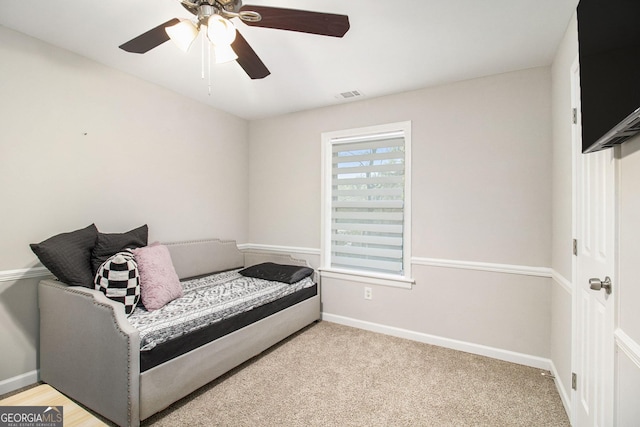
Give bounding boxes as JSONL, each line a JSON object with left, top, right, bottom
{"left": 321, "top": 121, "right": 412, "bottom": 288}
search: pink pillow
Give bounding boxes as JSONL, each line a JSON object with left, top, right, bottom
{"left": 133, "top": 244, "right": 182, "bottom": 311}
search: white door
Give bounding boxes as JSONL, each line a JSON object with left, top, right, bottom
{"left": 573, "top": 61, "right": 616, "bottom": 427}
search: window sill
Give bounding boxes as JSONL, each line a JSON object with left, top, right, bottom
{"left": 319, "top": 268, "right": 414, "bottom": 289}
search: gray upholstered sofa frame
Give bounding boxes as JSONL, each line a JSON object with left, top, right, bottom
{"left": 38, "top": 239, "right": 320, "bottom": 426}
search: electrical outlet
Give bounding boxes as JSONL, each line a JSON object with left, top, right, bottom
{"left": 364, "top": 287, "right": 373, "bottom": 300}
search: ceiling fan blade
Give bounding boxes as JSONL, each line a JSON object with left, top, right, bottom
{"left": 239, "top": 5, "right": 350, "bottom": 37}
{"left": 232, "top": 30, "right": 270, "bottom": 79}
{"left": 119, "top": 18, "right": 181, "bottom": 53}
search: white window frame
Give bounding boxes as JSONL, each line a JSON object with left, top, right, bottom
{"left": 320, "top": 121, "right": 413, "bottom": 289}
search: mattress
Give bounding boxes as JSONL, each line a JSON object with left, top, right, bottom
{"left": 127, "top": 268, "right": 317, "bottom": 372}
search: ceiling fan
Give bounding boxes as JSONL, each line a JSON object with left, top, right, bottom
{"left": 119, "top": 0, "right": 350, "bottom": 79}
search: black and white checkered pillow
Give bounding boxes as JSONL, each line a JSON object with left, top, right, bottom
{"left": 94, "top": 251, "right": 140, "bottom": 316}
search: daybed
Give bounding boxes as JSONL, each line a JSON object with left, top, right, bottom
{"left": 37, "top": 239, "right": 320, "bottom": 427}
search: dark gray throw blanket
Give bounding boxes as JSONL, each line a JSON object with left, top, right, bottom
{"left": 239, "top": 262, "right": 314, "bottom": 284}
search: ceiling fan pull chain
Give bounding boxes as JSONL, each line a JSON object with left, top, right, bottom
{"left": 208, "top": 40, "right": 212, "bottom": 96}
{"left": 201, "top": 25, "right": 206, "bottom": 80}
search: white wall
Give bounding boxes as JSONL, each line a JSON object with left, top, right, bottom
{"left": 617, "top": 135, "right": 640, "bottom": 424}
{"left": 619, "top": 135, "right": 640, "bottom": 355}
{"left": 249, "top": 67, "right": 553, "bottom": 360}
{"left": 1, "top": 19, "right": 580, "bottom": 397}
{"left": 549, "top": 12, "right": 577, "bottom": 411}
{"left": 549, "top": 11, "right": 640, "bottom": 420}
{"left": 0, "top": 26, "right": 250, "bottom": 386}
{"left": 551, "top": 13, "right": 578, "bottom": 282}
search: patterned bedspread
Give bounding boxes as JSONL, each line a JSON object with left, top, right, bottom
{"left": 128, "top": 269, "right": 315, "bottom": 351}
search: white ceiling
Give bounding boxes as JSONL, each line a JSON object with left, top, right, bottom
{"left": 0, "top": 0, "right": 578, "bottom": 120}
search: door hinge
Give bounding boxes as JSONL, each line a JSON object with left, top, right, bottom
{"left": 572, "top": 372, "right": 577, "bottom": 390}
{"left": 573, "top": 239, "right": 578, "bottom": 256}
{"left": 572, "top": 108, "right": 578, "bottom": 124}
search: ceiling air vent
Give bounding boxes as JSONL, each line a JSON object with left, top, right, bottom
{"left": 336, "top": 90, "right": 364, "bottom": 100}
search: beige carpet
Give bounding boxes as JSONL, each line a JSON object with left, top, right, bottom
{"left": 142, "top": 321, "right": 569, "bottom": 426}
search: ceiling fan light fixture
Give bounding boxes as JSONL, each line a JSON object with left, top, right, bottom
{"left": 213, "top": 44, "right": 238, "bottom": 64}
{"left": 165, "top": 19, "right": 199, "bottom": 52}
{"left": 119, "top": 1, "right": 350, "bottom": 81}
{"left": 207, "top": 15, "right": 237, "bottom": 46}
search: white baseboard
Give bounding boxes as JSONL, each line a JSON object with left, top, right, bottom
{"left": 322, "top": 312, "right": 552, "bottom": 370}
{"left": 0, "top": 370, "right": 40, "bottom": 396}
{"left": 549, "top": 360, "right": 572, "bottom": 420}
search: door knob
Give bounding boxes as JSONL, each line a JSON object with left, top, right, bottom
{"left": 589, "top": 276, "right": 612, "bottom": 295}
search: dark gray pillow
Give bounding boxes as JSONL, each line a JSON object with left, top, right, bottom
{"left": 30, "top": 224, "right": 98, "bottom": 288}
{"left": 90, "top": 224, "right": 148, "bottom": 276}
{"left": 238, "top": 262, "right": 314, "bottom": 284}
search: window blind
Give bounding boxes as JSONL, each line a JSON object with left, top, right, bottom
{"left": 330, "top": 133, "right": 405, "bottom": 275}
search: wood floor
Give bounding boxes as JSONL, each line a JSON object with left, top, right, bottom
{"left": 0, "top": 384, "right": 107, "bottom": 427}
